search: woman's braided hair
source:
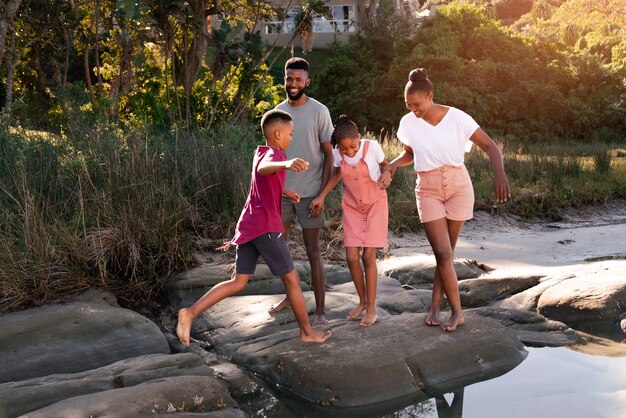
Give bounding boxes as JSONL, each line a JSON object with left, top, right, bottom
{"left": 331, "top": 115, "right": 359, "bottom": 147}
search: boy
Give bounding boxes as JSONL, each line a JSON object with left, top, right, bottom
{"left": 176, "top": 109, "right": 332, "bottom": 347}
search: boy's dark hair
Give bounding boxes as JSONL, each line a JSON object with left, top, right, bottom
{"left": 405, "top": 68, "right": 434, "bottom": 95}
{"left": 331, "top": 115, "right": 359, "bottom": 147}
{"left": 260, "top": 109, "right": 292, "bottom": 132}
{"left": 285, "top": 57, "right": 310, "bottom": 74}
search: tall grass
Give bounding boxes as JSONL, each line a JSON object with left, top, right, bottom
{"left": 0, "top": 120, "right": 260, "bottom": 312}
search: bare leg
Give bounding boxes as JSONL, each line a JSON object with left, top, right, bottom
{"left": 360, "top": 247, "right": 379, "bottom": 327}
{"left": 268, "top": 220, "right": 293, "bottom": 314}
{"left": 281, "top": 269, "right": 331, "bottom": 342}
{"left": 177, "top": 273, "right": 250, "bottom": 347}
{"left": 345, "top": 247, "right": 366, "bottom": 320}
{"left": 426, "top": 219, "right": 464, "bottom": 326}
{"left": 422, "top": 218, "right": 466, "bottom": 332}
{"left": 303, "top": 227, "right": 327, "bottom": 325}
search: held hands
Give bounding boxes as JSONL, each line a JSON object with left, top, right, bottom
{"left": 216, "top": 241, "right": 232, "bottom": 251}
{"left": 285, "top": 158, "right": 309, "bottom": 172}
{"left": 377, "top": 170, "right": 393, "bottom": 189}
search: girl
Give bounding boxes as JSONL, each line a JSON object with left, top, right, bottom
{"left": 311, "top": 115, "right": 390, "bottom": 327}
{"left": 380, "top": 68, "right": 510, "bottom": 332}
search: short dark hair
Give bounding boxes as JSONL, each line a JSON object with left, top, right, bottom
{"left": 405, "top": 68, "right": 434, "bottom": 95}
{"left": 285, "top": 57, "right": 310, "bottom": 74}
{"left": 331, "top": 115, "right": 359, "bottom": 147}
{"left": 260, "top": 109, "right": 292, "bottom": 132}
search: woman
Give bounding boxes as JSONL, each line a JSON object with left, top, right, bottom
{"left": 380, "top": 68, "right": 510, "bottom": 332}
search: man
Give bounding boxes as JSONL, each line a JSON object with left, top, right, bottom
{"left": 269, "top": 57, "right": 334, "bottom": 325}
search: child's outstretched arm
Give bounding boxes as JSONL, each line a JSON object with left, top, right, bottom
{"left": 258, "top": 158, "right": 309, "bottom": 176}
{"left": 377, "top": 159, "right": 391, "bottom": 189}
{"left": 310, "top": 167, "right": 341, "bottom": 215}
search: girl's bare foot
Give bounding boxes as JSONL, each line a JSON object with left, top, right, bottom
{"left": 425, "top": 310, "right": 440, "bottom": 326}
{"left": 347, "top": 303, "right": 366, "bottom": 320}
{"left": 313, "top": 313, "right": 328, "bottom": 325}
{"left": 176, "top": 308, "right": 194, "bottom": 347}
{"left": 440, "top": 313, "right": 464, "bottom": 332}
{"left": 268, "top": 298, "right": 290, "bottom": 314}
{"left": 300, "top": 329, "right": 332, "bottom": 343}
{"left": 360, "top": 310, "right": 378, "bottom": 327}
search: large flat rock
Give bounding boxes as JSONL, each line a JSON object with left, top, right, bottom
{"left": 0, "top": 302, "right": 169, "bottom": 384}
{"left": 186, "top": 291, "right": 527, "bottom": 412}
{"left": 378, "top": 254, "right": 485, "bottom": 285}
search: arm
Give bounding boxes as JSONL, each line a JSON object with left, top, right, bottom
{"left": 257, "top": 158, "right": 309, "bottom": 176}
{"left": 319, "top": 141, "right": 334, "bottom": 192}
{"left": 310, "top": 167, "right": 341, "bottom": 215}
{"left": 469, "top": 128, "right": 510, "bottom": 203}
{"left": 378, "top": 144, "right": 415, "bottom": 185}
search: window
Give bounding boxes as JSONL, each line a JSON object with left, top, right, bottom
{"left": 265, "top": 5, "right": 355, "bottom": 34}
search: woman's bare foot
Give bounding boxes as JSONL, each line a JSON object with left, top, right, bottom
{"left": 300, "top": 329, "right": 332, "bottom": 343}
{"left": 425, "top": 309, "right": 440, "bottom": 326}
{"left": 176, "top": 308, "right": 195, "bottom": 347}
{"left": 360, "top": 310, "right": 378, "bottom": 327}
{"left": 313, "top": 313, "right": 328, "bottom": 325}
{"left": 440, "top": 313, "right": 464, "bottom": 332}
{"left": 268, "top": 298, "right": 290, "bottom": 314}
{"left": 346, "top": 303, "right": 366, "bottom": 320}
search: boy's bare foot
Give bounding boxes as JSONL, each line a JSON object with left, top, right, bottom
{"left": 440, "top": 313, "right": 464, "bottom": 332}
{"left": 301, "top": 329, "right": 332, "bottom": 343}
{"left": 313, "top": 313, "right": 328, "bottom": 325}
{"left": 176, "top": 308, "right": 194, "bottom": 347}
{"left": 346, "top": 303, "right": 366, "bottom": 320}
{"left": 268, "top": 298, "right": 290, "bottom": 314}
{"left": 360, "top": 311, "right": 378, "bottom": 327}
{"left": 425, "top": 310, "right": 440, "bottom": 326}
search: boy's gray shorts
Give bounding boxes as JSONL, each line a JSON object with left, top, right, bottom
{"left": 235, "top": 232, "right": 294, "bottom": 276}
{"left": 281, "top": 196, "right": 325, "bottom": 229}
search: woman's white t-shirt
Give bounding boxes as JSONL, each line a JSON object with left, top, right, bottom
{"left": 332, "top": 139, "right": 385, "bottom": 182}
{"left": 396, "top": 107, "right": 479, "bottom": 172}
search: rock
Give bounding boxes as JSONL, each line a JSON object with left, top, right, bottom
{"left": 459, "top": 275, "right": 542, "bottom": 307}
{"left": 155, "top": 410, "right": 248, "bottom": 418}
{"left": 0, "top": 302, "right": 169, "bottom": 384}
{"left": 492, "top": 273, "right": 575, "bottom": 312}
{"left": 224, "top": 313, "right": 527, "bottom": 411}
{"left": 377, "top": 288, "right": 433, "bottom": 314}
{"left": 325, "top": 265, "right": 354, "bottom": 285}
{"left": 0, "top": 353, "right": 213, "bottom": 417}
{"left": 73, "top": 288, "right": 120, "bottom": 307}
{"left": 537, "top": 261, "right": 626, "bottom": 336}
{"left": 471, "top": 307, "right": 579, "bottom": 347}
{"left": 21, "top": 375, "right": 237, "bottom": 417}
{"left": 378, "top": 254, "right": 485, "bottom": 285}
{"left": 167, "top": 263, "right": 310, "bottom": 310}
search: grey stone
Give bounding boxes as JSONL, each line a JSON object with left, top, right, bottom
{"left": 0, "top": 302, "right": 169, "bottom": 384}
{"left": 379, "top": 254, "right": 485, "bottom": 285}
{"left": 21, "top": 375, "right": 237, "bottom": 417}
{"left": 492, "top": 273, "right": 575, "bottom": 312}
{"left": 0, "top": 353, "right": 213, "bottom": 418}
{"left": 155, "top": 410, "right": 248, "bottom": 418}
{"left": 471, "top": 307, "right": 579, "bottom": 347}
{"left": 459, "top": 275, "right": 542, "bottom": 307}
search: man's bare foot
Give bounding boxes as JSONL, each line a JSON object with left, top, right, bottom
{"left": 300, "top": 329, "right": 332, "bottom": 343}
{"left": 360, "top": 310, "right": 378, "bottom": 327}
{"left": 347, "top": 303, "right": 366, "bottom": 320}
{"left": 425, "top": 310, "right": 440, "bottom": 326}
{"left": 313, "top": 313, "right": 328, "bottom": 325}
{"left": 440, "top": 313, "right": 464, "bottom": 332}
{"left": 268, "top": 298, "right": 290, "bottom": 314}
{"left": 176, "top": 308, "right": 195, "bottom": 347}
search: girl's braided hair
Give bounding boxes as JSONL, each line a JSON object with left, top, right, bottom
{"left": 331, "top": 115, "right": 359, "bottom": 147}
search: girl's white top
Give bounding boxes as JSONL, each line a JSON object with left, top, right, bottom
{"left": 397, "top": 107, "right": 479, "bottom": 172}
{"left": 332, "top": 139, "right": 385, "bottom": 182}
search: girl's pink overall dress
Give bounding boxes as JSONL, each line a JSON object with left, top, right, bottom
{"left": 339, "top": 140, "right": 388, "bottom": 248}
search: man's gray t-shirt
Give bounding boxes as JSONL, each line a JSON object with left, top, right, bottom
{"left": 276, "top": 98, "right": 333, "bottom": 198}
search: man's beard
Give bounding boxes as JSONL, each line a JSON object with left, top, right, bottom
{"left": 286, "top": 85, "right": 306, "bottom": 101}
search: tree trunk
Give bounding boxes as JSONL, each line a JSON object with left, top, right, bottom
{"left": 0, "top": 0, "right": 23, "bottom": 64}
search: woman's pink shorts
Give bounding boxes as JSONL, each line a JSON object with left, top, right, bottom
{"left": 415, "top": 165, "right": 474, "bottom": 223}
